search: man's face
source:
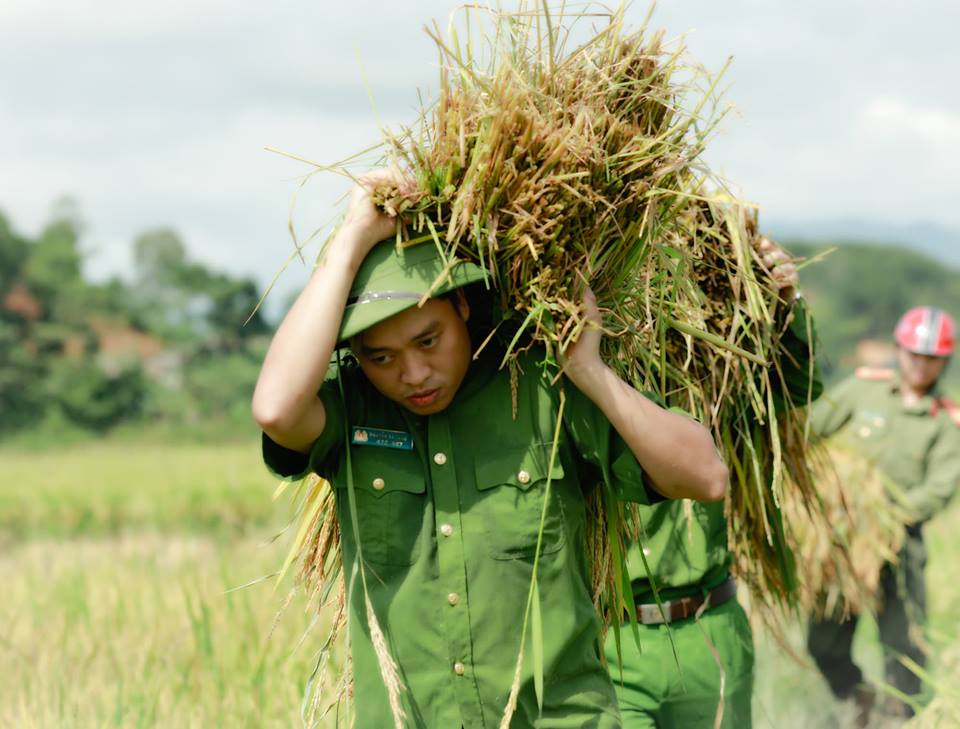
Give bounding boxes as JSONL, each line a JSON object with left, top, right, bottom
{"left": 354, "top": 294, "right": 472, "bottom": 415}
{"left": 897, "top": 346, "right": 948, "bottom": 393}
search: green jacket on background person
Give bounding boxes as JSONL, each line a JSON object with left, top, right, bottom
{"left": 807, "top": 305, "right": 960, "bottom": 722}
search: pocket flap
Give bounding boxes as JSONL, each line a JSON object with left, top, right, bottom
{"left": 475, "top": 444, "right": 565, "bottom": 492}
{"left": 341, "top": 452, "right": 426, "bottom": 499}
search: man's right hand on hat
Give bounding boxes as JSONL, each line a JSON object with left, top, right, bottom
{"left": 339, "top": 167, "right": 408, "bottom": 258}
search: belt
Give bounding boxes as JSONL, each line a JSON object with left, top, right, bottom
{"left": 628, "top": 578, "right": 737, "bottom": 625}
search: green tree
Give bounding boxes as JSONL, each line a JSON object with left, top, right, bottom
{"left": 789, "top": 242, "right": 960, "bottom": 384}
{"left": 130, "top": 228, "right": 268, "bottom": 343}
{"left": 47, "top": 360, "right": 146, "bottom": 432}
{"left": 0, "top": 211, "right": 29, "bottom": 294}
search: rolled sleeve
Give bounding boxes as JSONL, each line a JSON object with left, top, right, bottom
{"left": 775, "top": 297, "right": 824, "bottom": 410}
{"left": 260, "top": 364, "right": 350, "bottom": 481}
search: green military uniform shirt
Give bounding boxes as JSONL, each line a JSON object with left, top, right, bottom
{"left": 625, "top": 500, "right": 728, "bottom": 602}
{"left": 807, "top": 368, "right": 960, "bottom": 703}
{"left": 264, "top": 348, "right": 656, "bottom": 729}
{"left": 811, "top": 370, "right": 960, "bottom": 522}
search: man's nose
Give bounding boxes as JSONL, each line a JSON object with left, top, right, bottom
{"left": 399, "top": 352, "right": 431, "bottom": 386}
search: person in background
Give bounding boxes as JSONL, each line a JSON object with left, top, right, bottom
{"left": 807, "top": 306, "right": 960, "bottom": 725}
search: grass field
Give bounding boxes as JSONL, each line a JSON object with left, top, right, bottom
{"left": 2, "top": 439, "right": 957, "bottom": 727}
{"left": 0, "top": 441, "right": 341, "bottom": 729}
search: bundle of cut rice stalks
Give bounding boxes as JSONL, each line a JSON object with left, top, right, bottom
{"left": 366, "top": 2, "right": 827, "bottom": 616}
{"left": 273, "top": 2, "right": 840, "bottom": 721}
{"left": 784, "top": 441, "right": 911, "bottom": 619}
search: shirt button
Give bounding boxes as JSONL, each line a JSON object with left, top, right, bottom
{"left": 448, "top": 592, "right": 461, "bottom": 606}
{"left": 440, "top": 523, "right": 454, "bottom": 537}
{"left": 858, "top": 426, "right": 872, "bottom": 438}
{"left": 453, "top": 662, "right": 466, "bottom": 676}
{"left": 642, "top": 547, "right": 652, "bottom": 557}
{"left": 517, "top": 470, "right": 531, "bottom": 485}
{"left": 433, "top": 452, "right": 447, "bottom": 465}
{"left": 372, "top": 477, "right": 385, "bottom": 490}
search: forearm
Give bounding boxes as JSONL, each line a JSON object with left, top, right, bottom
{"left": 252, "top": 237, "right": 365, "bottom": 450}
{"left": 906, "top": 473, "right": 959, "bottom": 523}
{"left": 569, "top": 364, "right": 728, "bottom": 501}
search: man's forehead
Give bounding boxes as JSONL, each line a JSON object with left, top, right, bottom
{"left": 359, "top": 298, "right": 450, "bottom": 349}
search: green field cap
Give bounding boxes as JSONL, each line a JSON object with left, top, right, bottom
{"left": 339, "top": 239, "right": 486, "bottom": 340}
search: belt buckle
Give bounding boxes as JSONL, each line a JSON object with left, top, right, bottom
{"left": 638, "top": 601, "right": 670, "bottom": 624}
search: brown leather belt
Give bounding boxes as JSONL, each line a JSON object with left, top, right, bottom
{"left": 628, "top": 578, "right": 737, "bottom": 625}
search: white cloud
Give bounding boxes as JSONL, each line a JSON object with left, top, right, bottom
{"left": 2, "top": 0, "right": 960, "bottom": 300}
{"left": 860, "top": 97, "right": 960, "bottom": 147}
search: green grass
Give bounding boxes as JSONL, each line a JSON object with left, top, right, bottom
{"left": 0, "top": 439, "right": 344, "bottom": 728}
{"left": 1, "top": 438, "right": 956, "bottom": 727}
{"left": 0, "top": 441, "right": 278, "bottom": 541}
{"left": 0, "top": 534, "right": 331, "bottom": 728}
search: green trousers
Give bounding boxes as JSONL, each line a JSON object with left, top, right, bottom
{"left": 603, "top": 598, "right": 754, "bottom": 729}
{"left": 807, "top": 532, "right": 928, "bottom": 703}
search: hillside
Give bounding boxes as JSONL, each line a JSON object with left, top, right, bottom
{"left": 787, "top": 241, "right": 960, "bottom": 385}
{"left": 771, "top": 219, "right": 960, "bottom": 266}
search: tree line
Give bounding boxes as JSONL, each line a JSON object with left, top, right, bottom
{"left": 0, "top": 202, "right": 269, "bottom": 437}
{"left": 2, "top": 203, "right": 957, "bottom": 440}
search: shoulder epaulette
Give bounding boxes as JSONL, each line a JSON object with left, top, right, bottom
{"left": 933, "top": 397, "right": 960, "bottom": 428}
{"left": 854, "top": 366, "right": 895, "bottom": 381}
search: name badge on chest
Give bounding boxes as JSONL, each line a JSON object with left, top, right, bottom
{"left": 351, "top": 426, "right": 414, "bottom": 451}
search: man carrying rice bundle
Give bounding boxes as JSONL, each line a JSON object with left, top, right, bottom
{"left": 251, "top": 169, "right": 728, "bottom": 728}
{"left": 807, "top": 306, "right": 960, "bottom": 725}
{"left": 607, "top": 239, "right": 823, "bottom": 729}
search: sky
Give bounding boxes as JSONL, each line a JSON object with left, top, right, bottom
{"left": 2, "top": 0, "right": 959, "bottom": 310}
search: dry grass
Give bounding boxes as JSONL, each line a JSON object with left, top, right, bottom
{"left": 786, "top": 441, "right": 911, "bottom": 618}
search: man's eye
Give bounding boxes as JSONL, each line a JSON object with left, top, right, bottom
{"left": 371, "top": 354, "right": 393, "bottom": 365}
{"left": 419, "top": 336, "right": 438, "bottom": 349}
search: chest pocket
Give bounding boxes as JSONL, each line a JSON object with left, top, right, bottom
{"left": 337, "top": 451, "right": 427, "bottom": 567}
{"left": 474, "top": 444, "right": 567, "bottom": 560}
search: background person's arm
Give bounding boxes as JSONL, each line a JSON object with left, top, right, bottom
{"left": 252, "top": 170, "right": 401, "bottom": 453}
{"left": 905, "top": 424, "right": 960, "bottom": 523}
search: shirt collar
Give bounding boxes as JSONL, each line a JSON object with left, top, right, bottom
{"left": 889, "top": 374, "right": 943, "bottom": 415}
{"left": 453, "top": 343, "right": 504, "bottom": 403}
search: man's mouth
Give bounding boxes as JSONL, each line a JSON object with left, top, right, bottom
{"left": 407, "top": 388, "right": 441, "bottom": 407}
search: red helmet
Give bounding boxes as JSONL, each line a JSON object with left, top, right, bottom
{"left": 894, "top": 307, "right": 956, "bottom": 357}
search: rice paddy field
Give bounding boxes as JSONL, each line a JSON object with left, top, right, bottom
{"left": 2, "top": 439, "right": 958, "bottom": 727}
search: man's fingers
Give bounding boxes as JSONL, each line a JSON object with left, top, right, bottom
{"left": 761, "top": 249, "right": 788, "bottom": 267}
{"left": 357, "top": 166, "right": 408, "bottom": 191}
{"left": 771, "top": 263, "right": 798, "bottom": 289}
{"left": 771, "top": 261, "right": 796, "bottom": 277}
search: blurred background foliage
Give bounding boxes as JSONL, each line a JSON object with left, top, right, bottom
{"left": 3, "top": 203, "right": 957, "bottom": 446}
{"left": 790, "top": 241, "right": 960, "bottom": 388}
{"left": 0, "top": 203, "right": 270, "bottom": 442}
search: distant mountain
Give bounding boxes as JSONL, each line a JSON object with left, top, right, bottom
{"left": 765, "top": 219, "right": 960, "bottom": 265}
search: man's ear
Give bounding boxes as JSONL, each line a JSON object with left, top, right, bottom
{"left": 454, "top": 290, "right": 471, "bottom": 322}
